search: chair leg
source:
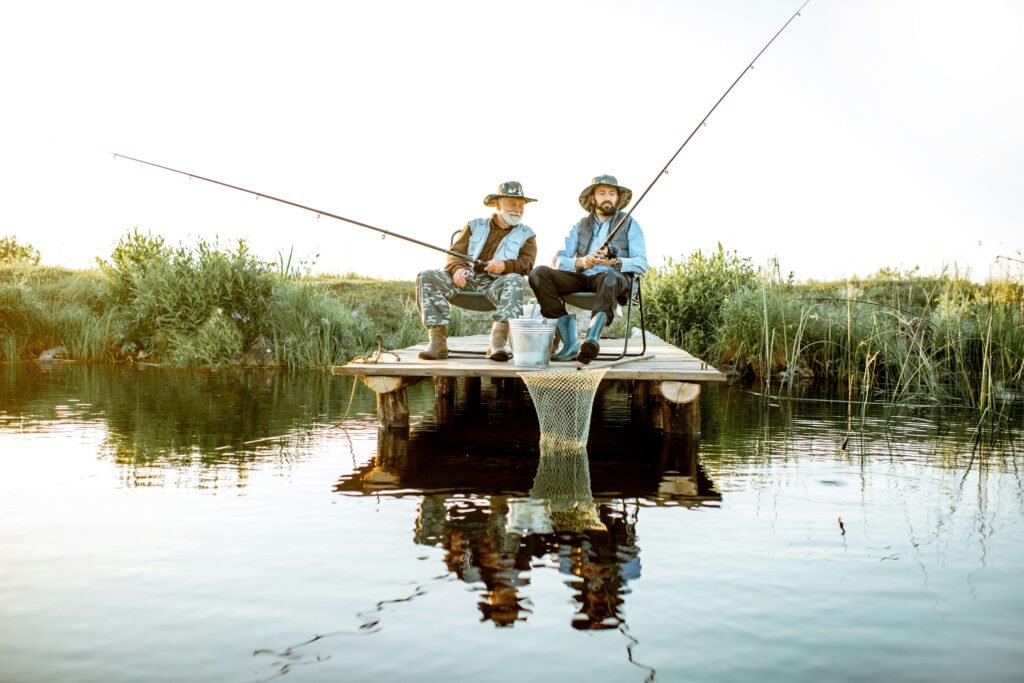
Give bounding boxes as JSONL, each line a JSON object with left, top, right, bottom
{"left": 594, "top": 281, "right": 646, "bottom": 360}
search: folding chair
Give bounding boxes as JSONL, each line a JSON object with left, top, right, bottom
{"left": 561, "top": 275, "right": 647, "bottom": 360}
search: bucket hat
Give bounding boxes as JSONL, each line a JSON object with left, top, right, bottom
{"left": 578, "top": 174, "right": 632, "bottom": 212}
{"left": 483, "top": 181, "right": 538, "bottom": 207}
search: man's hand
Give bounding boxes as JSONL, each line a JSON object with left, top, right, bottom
{"left": 594, "top": 246, "right": 617, "bottom": 266}
{"left": 484, "top": 259, "right": 506, "bottom": 275}
{"left": 579, "top": 249, "right": 612, "bottom": 270}
{"left": 453, "top": 268, "right": 472, "bottom": 288}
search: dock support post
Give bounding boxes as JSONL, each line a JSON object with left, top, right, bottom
{"left": 433, "top": 376, "right": 457, "bottom": 423}
{"left": 363, "top": 376, "right": 423, "bottom": 431}
{"left": 462, "top": 376, "right": 481, "bottom": 402}
{"left": 491, "top": 377, "right": 517, "bottom": 396}
{"left": 633, "top": 380, "right": 662, "bottom": 430}
{"left": 660, "top": 381, "right": 701, "bottom": 435}
{"left": 434, "top": 376, "right": 457, "bottom": 399}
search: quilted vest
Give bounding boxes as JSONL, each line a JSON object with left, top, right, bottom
{"left": 574, "top": 212, "right": 634, "bottom": 258}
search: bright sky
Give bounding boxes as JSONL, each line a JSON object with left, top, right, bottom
{"left": 1, "top": 0, "right": 1020, "bottom": 282}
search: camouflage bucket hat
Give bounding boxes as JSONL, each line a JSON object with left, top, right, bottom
{"left": 483, "top": 180, "right": 538, "bottom": 207}
{"left": 579, "top": 174, "right": 633, "bottom": 212}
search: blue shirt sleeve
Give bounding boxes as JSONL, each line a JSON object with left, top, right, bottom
{"left": 555, "top": 223, "right": 579, "bottom": 271}
{"left": 621, "top": 219, "right": 648, "bottom": 275}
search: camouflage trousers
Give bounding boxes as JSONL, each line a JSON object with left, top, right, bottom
{"left": 416, "top": 269, "right": 525, "bottom": 327}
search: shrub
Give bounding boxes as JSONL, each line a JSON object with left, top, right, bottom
{"left": 643, "top": 243, "right": 757, "bottom": 357}
{"left": 0, "top": 236, "right": 41, "bottom": 265}
{"left": 98, "top": 231, "right": 275, "bottom": 358}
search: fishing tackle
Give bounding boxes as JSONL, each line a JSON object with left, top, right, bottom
{"left": 111, "top": 153, "right": 491, "bottom": 271}
{"left": 600, "top": 0, "right": 812, "bottom": 257}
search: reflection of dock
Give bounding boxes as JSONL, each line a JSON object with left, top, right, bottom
{"left": 334, "top": 428, "right": 721, "bottom": 508}
{"left": 334, "top": 430, "right": 719, "bottom": 629}
{"left": 332, "top": 335, "right": 725, "bottom": 432}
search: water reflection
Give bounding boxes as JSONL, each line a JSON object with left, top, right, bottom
{"left": 5, "top": 366, "right": 1024, "bottom": 683}
{"left": 337, "top": 417, "right": 720, "bottom": 630}
{"left": 0, "top": 363, "right": 379, "bottom": 486}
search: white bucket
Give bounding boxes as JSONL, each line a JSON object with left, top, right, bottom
{"left": 508, "top": 317, "right": 556, "bottom": 367}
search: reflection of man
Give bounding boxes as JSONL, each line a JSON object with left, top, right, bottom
{"left": 529, "top": 175, "right": 648, "bottom": 363}
{"left": 416, "top": 181, "right": 538, "bottom": 362}
{"left": 413, "top": 492, "right": 640, "bottom": 630}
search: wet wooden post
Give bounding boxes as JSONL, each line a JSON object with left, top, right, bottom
{"left": 632, "top": 380, "right": 662, "bottom": 430}
{"left": 492, "top": 377, "right": 517, "bottom": 396}
{"left": 377, "top": 427, "right": 410, "bottom": 471}
{"left": 462, "top": 376, "right": 481, "bottom": 403}
{"left": 434, "top": 376, "right": 457, "bottom": 423}
{"left": 434, "top": 376, "right": 457, "bottom": 399}
{"left": 660, "top": 381, "right": 700, "bottom": 435}
{"left": 363, "top": 376, "right": 423, "bottom": 430}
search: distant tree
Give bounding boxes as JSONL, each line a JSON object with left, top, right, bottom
{"left": 0, "top": 235, "right": 41, "bottom": 265}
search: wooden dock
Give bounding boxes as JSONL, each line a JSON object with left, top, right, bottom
{"left": 331, "top": 334, "right": 726, "bottom": 434}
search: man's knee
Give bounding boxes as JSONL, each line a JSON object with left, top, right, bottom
{"left": 599, "top": 271, "right": 629, "bottom": 291}
{"left": 495, "top": 274, "right": 524, "bottom": 290}
{"left": 529, "top": 265, "right": 553, "bottom": 288}
{"left": 418, "top": 269, "right": 449, "bottom": 285}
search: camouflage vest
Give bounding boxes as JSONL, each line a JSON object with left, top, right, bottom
{"left": 574, "top": 212, "right": 634, "bottom": 258}
{"left": 466, "top": 218, "right": 535, "bottom": 262}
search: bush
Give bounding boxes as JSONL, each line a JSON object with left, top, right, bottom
{"left": 98, "top": 231, "right": 275, "bottom": 359}
{"left": 0, "top": 236, "right": 41, "bottom": 265}
{"left": 643, "top": 243, "right": 757, "bottom": 357}
{"left": 168, "top": 309, "right": 246, "bottom": 367}
{"left": 267, "top": 280, "right": 377, "bottom": 369}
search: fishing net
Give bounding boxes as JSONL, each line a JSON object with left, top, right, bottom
{"left": 518, "top": 368, "right": 609, "bottom": 449}
{"left": 506, "top": 442, "right": 605, "bottom": 535}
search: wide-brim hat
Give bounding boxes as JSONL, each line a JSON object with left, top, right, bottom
{"left": 579, "top": 174, "right": 632, "bottom": 212}
{"left": 483, "top": 180, "right": 538, "bottom": 207}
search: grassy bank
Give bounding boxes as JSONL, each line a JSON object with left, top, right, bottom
{"left": 642, "top": 245, "right": 1024, "bottom": 407}
{"left": 3, "top": 233, "right": 1022, "bottom": 406}
{"left": 0, "top": 232, "right": 494, "bottom": 369}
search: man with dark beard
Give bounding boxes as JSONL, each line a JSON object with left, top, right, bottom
{"left": 416, "top": 181, "right": 538, "bottom": 362}
{"left": 528, "top": 175, "right": 647, "bottom": 364}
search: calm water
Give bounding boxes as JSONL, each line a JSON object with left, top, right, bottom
{"left": 1, "top": 364, "right": 1022, "bottom": 683}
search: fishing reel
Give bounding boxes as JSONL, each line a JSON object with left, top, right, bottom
{"left": 602, "top": 244, "right": 619, "bottom": 259}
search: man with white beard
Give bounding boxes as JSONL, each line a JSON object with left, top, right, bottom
{"left": 416, "top": 181, "right": 538, "bottom": 362}
{"left": 528, "top": 175, "right": 648, "bottom": 364}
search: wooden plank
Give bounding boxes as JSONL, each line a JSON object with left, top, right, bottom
{"left": 332, "top": 334, "right": 727, "bottom": 383}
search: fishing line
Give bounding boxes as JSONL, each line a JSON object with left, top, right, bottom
{"left": 601, "top": 0, "right": 812, "bottom": 253}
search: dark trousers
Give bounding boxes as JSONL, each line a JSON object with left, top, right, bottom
{"left": 528, "top": 266, "right": 631, "bottom": 323}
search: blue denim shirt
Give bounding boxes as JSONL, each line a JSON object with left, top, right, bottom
{"left": 555, "top": 215, "right": 648, "bottom": 275}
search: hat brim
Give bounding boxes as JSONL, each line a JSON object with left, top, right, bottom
{"left": 484, "top": 194, "right": 538, "bottom": 207}
{"left": 578, "top": 183, "right": 633, "bottom": 212}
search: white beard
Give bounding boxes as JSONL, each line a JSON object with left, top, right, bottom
{"left": 500, "top": 211, "right": 522, "bottom": 226}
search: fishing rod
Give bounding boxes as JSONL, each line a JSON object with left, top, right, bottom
{"left": 601, "top": 0, "right": 812, "bottom": 255}
{"left": 111, "top": 153, "right": 490, "bottom": 270}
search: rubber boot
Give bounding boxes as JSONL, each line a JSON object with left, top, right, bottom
{"left": 550, "top": 314, "right": 580, "bottom": 361}
{"left": 418, "top": 326, "right": 449, "bottom": 360}
{"left": 576, "top": 312, "right": 608, "bottom": 364}
{"left": 485, "top": 321, "right": 510, "bottom": 362}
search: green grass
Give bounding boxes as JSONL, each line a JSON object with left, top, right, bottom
{"left": 4, "top": 233, "right": 1022, "bottom": 399}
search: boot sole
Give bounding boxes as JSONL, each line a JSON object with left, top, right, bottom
{"left": 417, "top": 351, "right": 449, "bottom": 360}
{"left": 577, "top": 341, "right": 599, "bottom": 364}
{"left": 485, "top": 351, "right": 510, "bottom": 362}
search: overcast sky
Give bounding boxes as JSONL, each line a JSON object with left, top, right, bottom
{"left": 1, "top": 0, "right": 1020, "bottom": 282}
